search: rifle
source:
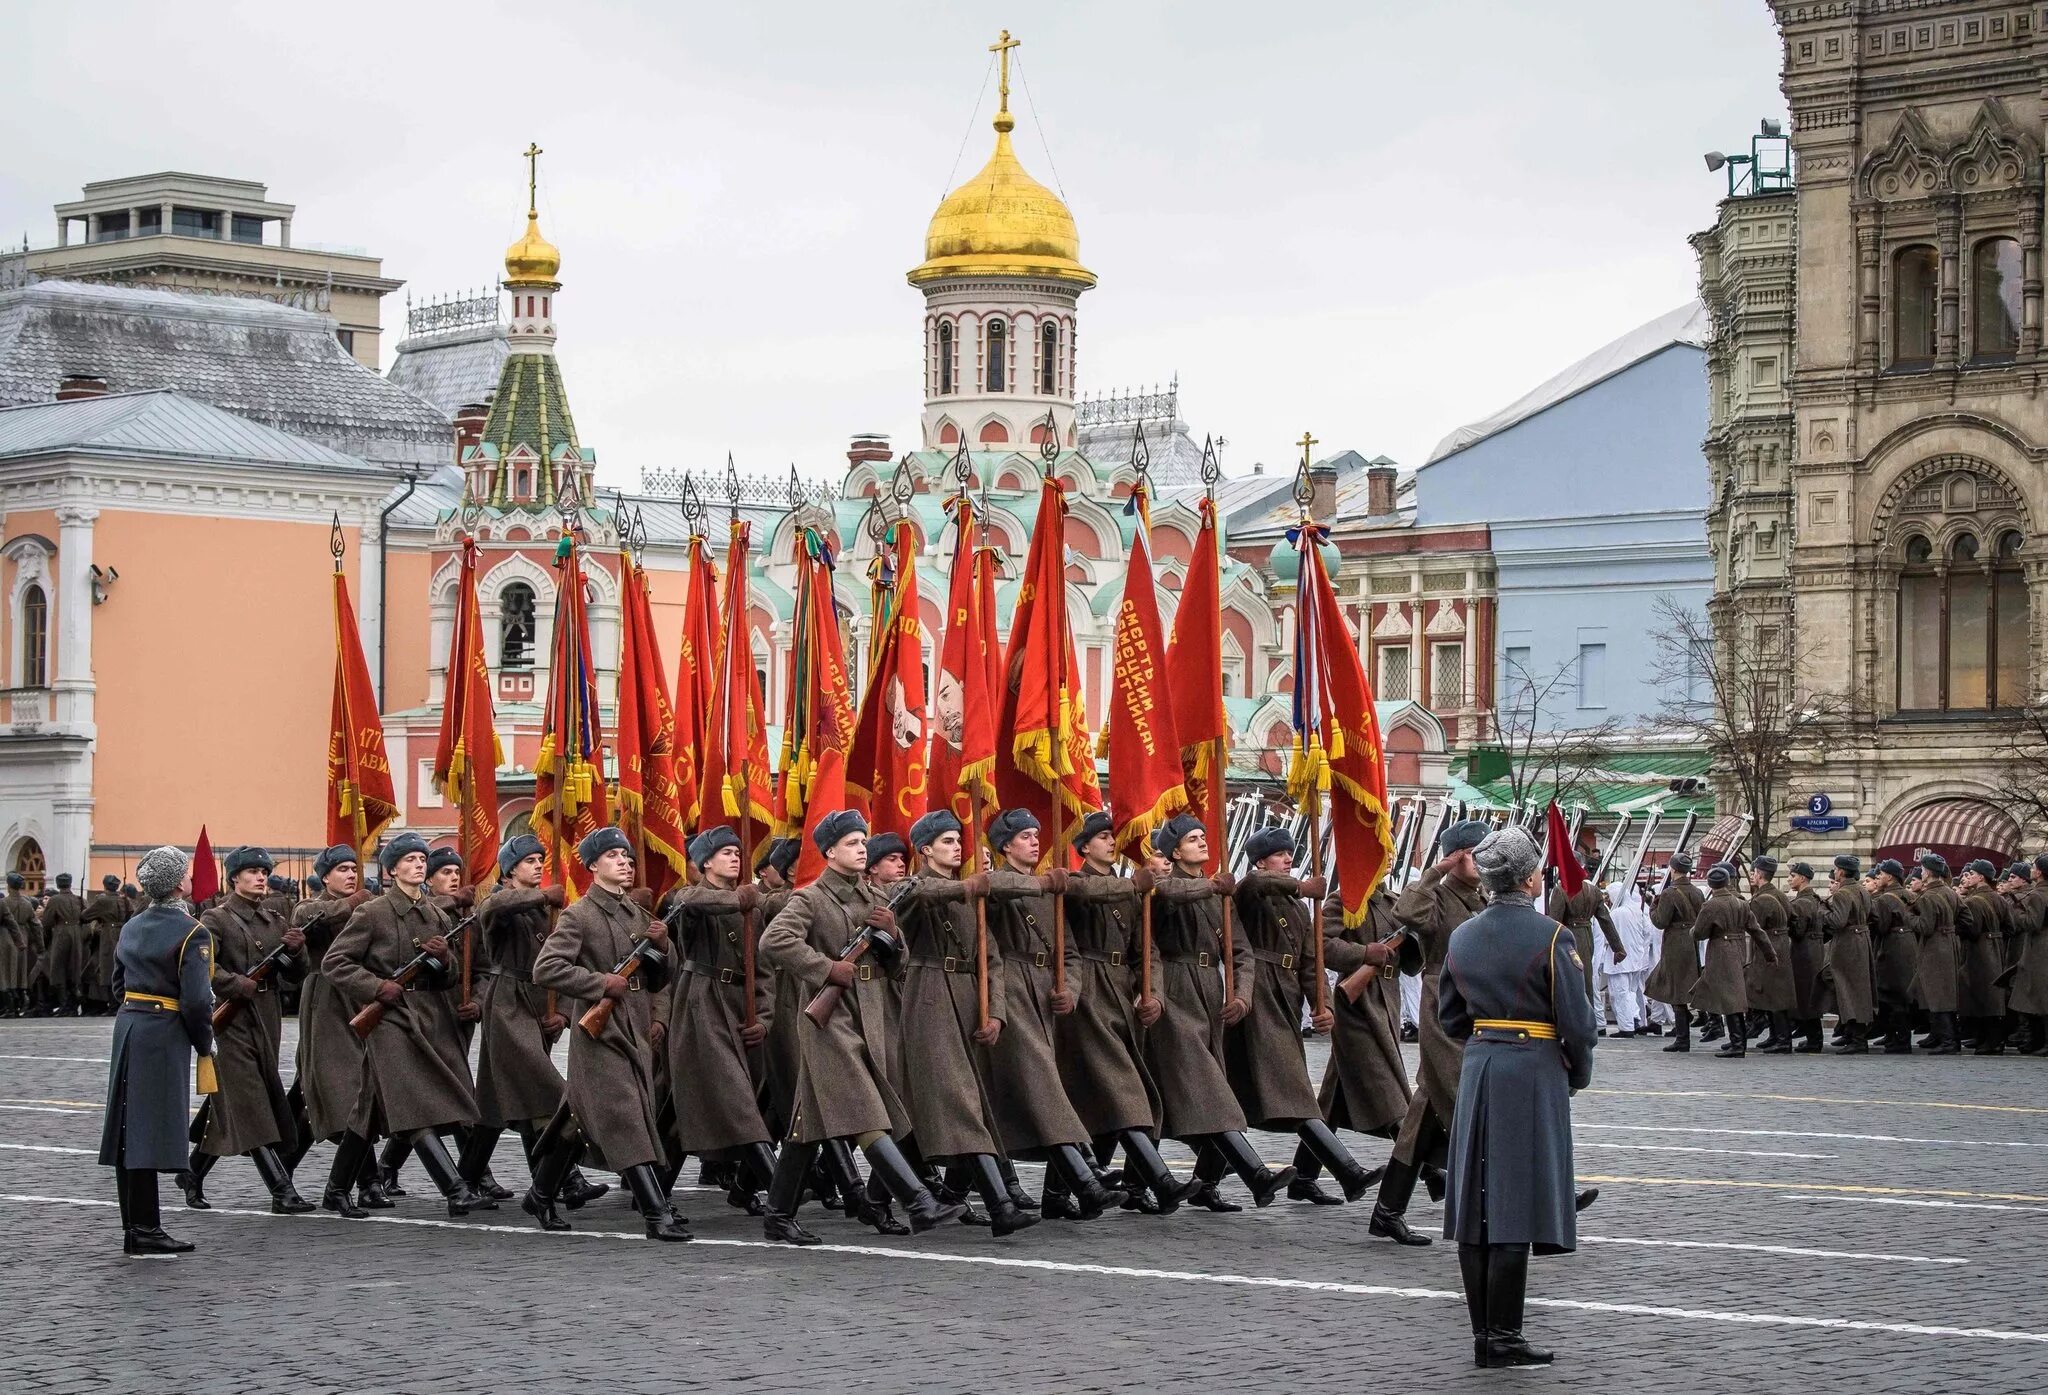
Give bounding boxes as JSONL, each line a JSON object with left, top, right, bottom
{"left": 347, "top": 911, "right": 480, "bottom": 1039}
{"left": 1654, "top": 811, "right": 1702, "bottom": 897}
{"left": 579, "top": 933, "right": 671, "bottom": 1039}
{"left": 1591, "top": 812, "right": 1632, "bottom": 889}
{"left": 210, "top": 940, "right": 296, "bottom": 1031}
{"left": 803, "top": 880, "right": 912, "bottom": 1027}
{"left": 1336, "top": 927, "right": 1407, "bottom": 1005}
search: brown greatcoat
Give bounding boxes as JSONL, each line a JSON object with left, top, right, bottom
{"left": 1644, "top": 877, "right": 1704, "bottom": 1007}
{"left": 0, "top": 889, "right": 33, "bottom": 990}
{"left": 1544, "top": 880, "right": 1624, "bottom": 1007}
{"left": 755, "top": 884, "right": 801, "bottom": 1137}
{"left": 1821, "top": 882, "right": 1876, "bottom": 1024}
{"left": 759, "top": 869, "right": 911, "bottom": 1145}
{"left": 982, "top": 868, "right": 1090, "bottom": 1157}
{"left": 1317, "top": 887, "right": 1413, "bottom": 1139}
{"left": 888, "top": 873, "right": 1003, "bottom": 1160}
{"left": 83, "top": 889, "right": 124, "bottom": 1001}
{"left": 198, "top": 892, "right": 305, "bottom": 1156}
{"left": 1744, "top": 884, "right": 1796, "bottom": 1013}
{"left": 1388, "top": 864, "right": 1485, "bottom": 1166}
{"left": 293, "top": 892, "right": 372, "bottom": 1139}
{"left": 2008, "top": 885, "right": 2048, "bottom": 1016}
{"left": 1056, "top": 870, "right": 1160, "bottom": 1138}
{"left": 1143, "top": 872, "right": 1252, "bottom": 1140}
{"left": 474, "top": 886, "right": 567, "bottom": 1128}
{"left": 1786, "top": 888, "right": 1828, "bottom": 1018}
{"left": 1689, "top": 887, "right": 1773, "bottom": 1015}
{"left": 1956, "top": 886, "right": 2009, "bottom": 1019}
{"left": 653, "top": 883, "right": 774, "bottom": 1155}
{"left": 1869, "top": 887, "right": 1919, "bottom": 1008}
{"left": 322, "top": 886, "right": 479, "bottom": 1136}
{"left": 533, "top": 885, "right": 668, "bottom": 1171}
{"left": 40, "top": 888, "right": 85, "bottom": 993}
{"left": 1224, "top": 871, "right": 1325, "bottom": 1129}
{"left": 1908, "top": 879, "right": 1962, "bottom": 1013}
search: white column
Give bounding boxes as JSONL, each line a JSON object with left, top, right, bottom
{"left": 356, "top": 511, "right": 384, "bottom": 697}
{"left": 52, "top": 505, "right": 97, "bottom": 736}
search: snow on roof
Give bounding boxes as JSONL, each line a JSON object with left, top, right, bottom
{"left": 0, "top": 389, "right": 366, "bottom": 470}
{"left": 1425, "top": 301, "right": 1708, "bottom": 466}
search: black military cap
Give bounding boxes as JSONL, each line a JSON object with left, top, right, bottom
{"left": 1244, "top": 826, "right": 1295, "bottom": 865}
{"left": 1875, "top": 858, "right": 1905, "bottom": 880}
{"left": 102, "top": 873, "right": 120, "bottom": 891}
{"left": 688, "top": 826, "right": 740, "bottom": 869}
{"left": 223, "top": 846, "right": 274, "bottom": 879}
{"left": 987, "top": 807, "right": 1043, "bottom": 854}
{"left": 1833, "top": 854, "right": 1860, "bottom": 876}
{"left": 54, "top": 873, "right": 72, "bottom": 889}
{"left": 1071, "top": 809, "right": 1113, "bottom": 850}
{"left": 314, "top": 844, "right": 359, "bottom": 879}
{"left": 1919, "top": 852, "right": 1949, "bottom": 878}
{"left": 495, "top": 834, "right": 543, "bottom": 878}
{"left": 577, "top": 826, "right": 633, "bottom": 868}
{"left": 910, "top": 809, "right": 963, "bottom": 852}
{"left": 811, "top": 809, "right": 868, "bottom": 856}
{"left": 1706, "top": 863, "right": 1734, "bottom": 889}
{"left": 379, "top": 831, "right": 430, "bottom": 872}
{"left": 865, "top": 833, "right": 909, "bottom": 869}
{"left": 426, "top": 847, "right": 465, "bottom": 877}
{"left": 1751, "top": 855, "right": 1777, "bottom": 878}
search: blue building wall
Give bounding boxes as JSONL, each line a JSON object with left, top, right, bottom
{"left": 1416, "top": 343, "right": 1711, "bottom": 730}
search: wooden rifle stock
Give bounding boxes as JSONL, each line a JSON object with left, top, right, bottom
{"left": 1139, "top": 886, "right": 1153, "bottom": 1004}
{"left": 1336, "top": 928, "right": 1407, "bottom": 1005}
{"left": 975, "top": 893, "right": 991, "bottom": 1031}
{"left": 348, "top": 911, "right": 479, "bottom": 1039}
{"left": 579, "top": 936, "right": 659, "bottom": 1039}
{"left": 210, "top": 941, "right": 295, "bottom": 1031}
{"left": 742, "top": 904, "right": 758, "bottom": 1032}
{"left": 1219, "top": 890, "right": 1237, "bottom": 1005}
{"left": 804, "top": 936, "right": 874, "bottom": 1028}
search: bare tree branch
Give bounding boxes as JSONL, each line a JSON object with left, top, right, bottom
{"left": 1492, "top": 656, "right": 1622, "bottom": 812}
{"left": 1991, "top": 703, "right": 2048, "bottom": 841}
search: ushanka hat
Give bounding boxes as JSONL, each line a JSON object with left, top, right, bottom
{"left": 495, "top": 833, "right": 544, "bottom": 877}
{"left": 987, "top": 807, "right": 1042, "bottom": 854}
{"left": 1244, "top": 826, "right": 1294, "bottom": 865}
{"left": 811, "top": 809, "right": 868, "bottom": 855}
{"left": 426, "top": 847, "right": 464, "bottom": 877}
{"left": 314, "top": 844, "right": 359, "bottom": 880}
{"left": 1071, "top": 810, "right": 1113, "bottom": 849}
{"left": 577, "top": 826, "right": 632, "bottom": 867}
{"left": 865, "top": 833, "right": 909, "bottom": 868}
{"left": 688, "top": 826, "right": 740, "bottom": 869}
{"left": 223, "top": 846, "right": 274, "bottom": 879}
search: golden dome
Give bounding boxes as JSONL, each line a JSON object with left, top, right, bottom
{"left": 910, "top": 109, "right": 1094, "bottom": 289}
{"left": 504, "top": 210, "right": 561, "bottom": 287}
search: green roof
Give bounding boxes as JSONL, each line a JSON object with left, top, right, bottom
{"left": 1446, "top": 746, "right": 1715, "bottom": 818}
{"left": 482, "top": 352, "right": 581, "bottom": 505}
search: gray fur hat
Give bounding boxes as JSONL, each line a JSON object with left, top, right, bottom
{"left": 1963, "top": 858, "right": 1997, "bottom": 881}
{"left": 379, "top": 831, "right": 430, "bottom": 873}
{"left": 1471, "top": 824, "right": 1541, "bottom": 894}
{"left": 496, "top": 833, "right": 544, "bottom": 878}
{"left": 136, "top": 846, "right": 191, "bottom": 902}
{"left": 223, "top": 846, "right": 274, "bottom": 880}
{"left": 1706, "top": 863, "right": 1734, "bottom": 889}
{"left": 1751, "top": 855, "right": 1777, "bottom": 879}
{"left": 987, "top": 807, "right": 1042, "bottom": 854}
{"left": 1244, "top": 826, "right": 1295, "bottom": 865}
{"left": 811, "top": 809, "right": 868, "bottom": 856}
{"left": 313, "top": 844, "right": 358, "bottom": 880}
{"left": 910, "top": 809, "right": 963, "bottom": 852}
{"left": 577, "top": 826, "right": 632, "bottom": 867}
{"left": 688, "top": 826, "right": 740, "bottom": 869}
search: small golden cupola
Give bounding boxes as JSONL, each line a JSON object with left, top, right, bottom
{"left": 504, "top": 141, "right": 562, "bottom": 287}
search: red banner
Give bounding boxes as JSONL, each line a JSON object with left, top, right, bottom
{"left": 929, "top": 497, "right": 999, "bottom": 841}
{"left": 533, "top": 537, "right": 609, "bottom": 897}
{"left": 674, "top": 533, "right": 720, "bottom": 832}
{"left": 698, "top": 520, "right": 774, "bottom": 854}
{"left": 430, "top": 538, "right": 502, "bottom": 885}
{"left": 327, "top": 570, "right": 398, "bottom": 863}
{"left": 1166, "top": 495, "right": 1228, "bottom": 873}
{"left": 191, "top": 825, "right": 219, "bottom": 906}
{"left": 776, "top": 526, "right": 857, "bottom": 840}
{"left": 1104, "top": 491, "right": 1185, "bottom": 857}
{"left": 1545, "top": 800, "right": 1585, "bottom": 899}
{"left": 618, "top": 554, "right": 689, "bottom": 898}
{"left": 847, "top": 520, "right": 928, "bottom": 842}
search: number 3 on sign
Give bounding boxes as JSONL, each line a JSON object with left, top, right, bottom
{"left": 1806, "top": 794, "right": 1832, "bottom": 816}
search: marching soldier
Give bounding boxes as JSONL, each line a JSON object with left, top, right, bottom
{"left": 321, "top": 831, "right": 490, "bottom": 1218}
{"left": 1544, "top": 860, "right": 1625, "bottom": 1029}
{"left": 865, "top": 833, "right": 910, "bottom": 885}
{"left": 755, "top": 836, "right": 805, "bottom": 1143}
{"left": 2009, "top": 857, "right": 2048, "bottom": 1055}
{"left": 1058, "top": 810, "right": 1182, "bottom": 1214}
{"left": 291, "top": 846, "right": 380, "bottom": 1208}
{"left": 1956, "top": 860, "right": 2009, "bottom": 1054}
{"left": 1906, "top": 854, "right": 1963, "bottom": 1053}
{"left": 1228, "top": 826, "right": 1378, "bottom": 1203}
{"left": 1306, "top": 881, "right": 1408, "bottom": 1193}
{"left": 758, "top": 810, "right": 964, "bottom": 1244}
{"left": 1369, "top": 818, "right": 1489, "bottom": 1245}
{"left": 178, "top": 846, "right": 314, "bottom": 1214}
{"left": 83, "top": 873, "right": 126, "bottom": 1014}
{"left": 40, "top": 871, "right": 85, "bottom": 1016}
{"left": 1439, "top": 825, "right": 1596, "bottom": 1369}
{"left": 377, "top": 845, "right": 485, "bottom": 1200}
{"left": 1744, "top": 857, "right": 1796, "bottom": 1052}
{"left": 1644, "top": 855, "right": 1704, "bottom": 1052}
{"left": 1690, "top": 863, "right": 1776, "bottom": 1058}
{"left": 1822, "top": 855, "right": 1877, "bottom": 1053}
{"left": 1784, "top": 863, "right": 1828, "bottom": 1052}
{"left": 0, "top": 871, "right": 30, "bottom": 1016}
{"left": 1146, "top": 813, "right": 1298, "bottom": 1210}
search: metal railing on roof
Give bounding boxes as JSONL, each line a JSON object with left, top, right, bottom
{"left": 1076, "top": 376, "right": 1178, "bottom": 429}
{"left": 641, "top": 467, "right": 837, "bottom": 509}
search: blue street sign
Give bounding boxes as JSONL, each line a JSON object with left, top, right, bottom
{"left": 1806, "top": 794, "right": 1833, "bottom": 816}
{"left": 1790, "top": 815, "right": 1849, "bottom": 833}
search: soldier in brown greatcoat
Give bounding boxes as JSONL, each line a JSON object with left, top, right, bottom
{"left": 1309, "top": 883, "right": 1410, "bottom": 1181}
{"left": 289, "top": 846, "right": 381, "bottom": 1205}
{"left": 1867, "top": 860, "right": 1919, "bottom": 1052}
{"left": 1744, "top": 857, "right": 1797, "bottom": 1052}
{"left": 0, "top": 872, "right": 31, "bottom": 1016}
{"left": 1145, "top": 812, "right": 1297, "bottom": 1212}
{"left": 176, "top": 846, "right": 314, "bottom": 1215}
{"left": 1690, "top": 863, "right": 1777, "bottom": 1058}
{"left": 1227, "top": 825, "right": 1378, "bottom": 1206}
{"left": 1784, "top": 863, "right": 1829, "bottom": 1051}
{"left": 82, "top": 874, "right": 126, "bottom": 1013}
{"left": 1369, "top": 819, "right": 1489, "bottom": 1246}
{"left": 756, "top": 810, "right": 964, "bottom": 1245}
{"left": 40, "top": 872, "right": 86, "bottom": 1016}
{"left": 2007, "top": 858, "right": 2048, "bottom": 1055}
{"left": 1644, "top": 855, "right": 1705, "bottom": 1052}
{"left": 1955, "top": 860, "right": 2010, "bottom": 1054}
{"left": 1056, "top": 811, "right": 1182, "bottom": 1214}
{"left": 320, "top": 831, "right": 489, "bottom": 1219}
{"left": 752, "top": 838, "right": 805, "bottom": 1143}
{"left": 1544, "top": 866, "right": 1625, "bottom": 1029}
{"left": 1902, "top": 855, "right": 1962, "bottom": 1051}
{"left": 1819, "top": 855, "right": 1877, "bottom": 1052}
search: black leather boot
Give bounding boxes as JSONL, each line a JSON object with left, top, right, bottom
{"left": 1974, "top": 1016, "right": 2005, "bottom": 1056}
{"left": 173, "top": 1148, "right": 215, "bottom": 1211}
{"left": 520, "top": 1129, "right": 577, "bottom": 1232}
{"left": 1117, "top": 1129, "right": 1182, "bottom": 1215}
{"left": 1176, "top": 1140, "right": 1242, "bottom": 1211}
{"left": 1481, "top": 1244, "right": 1552, "bottom": 1367}
{"left": 1699, "top": 1013, "right": 1725, "bottom": 1043}
{"left": 998, "top": 1154, "right": 1038, "bottom": 1211}
{"left": 377, "top": 1133, "right": 411, "bottom": 1197}
{"left": 323, "top": 1132, "right": 370, "bottom": 1219}
{"left": 1575, "top": 1188, "right": 1599, "bottom": 1212}
{"left": 763, "top": 1142, "right": 823, "bottom": 1245}
{"left": 1715, "top": 1012, "right": 1746, "bottom": 1058}
{"left": 1368, "top": 1156, "right": 1433, "bottom": 1245}
{"left": 1882, "top": 1007, "right": 1913, "bottom": 1054}
{"left": 250, "top": 1145, "right": 315, "bottom": 1214}
{"left": 1835, "top": 1020, "right": 1869, "bottom": 1054}
{"left": 1764, "top": 1011, "right": 1794, "bottom": 1053}
{"left": 1662, "top": 1013, "right": 1691, "bottom": 1052}
{"left": 121, "top": 1169, "right": 193, "bottom": 1256}
{"left": 969, "top": 1153, "right": 1040, "bottom": 1237}
{"left": 1294, "top": 1119, "right": 1375, "bottom": 1203}
{"left": 1049, "top": 1144, "right": 1125, "bottom": 1220}
{"left": 282, "top": 1082, "right": 316, "bottom": 1172}
{"left": 1931, "top": 1012, "right": 1962, "bottom": 1054}
{"left": 457, "top": 1126, "right": 510, "bottom": 1198}
{"left": 624, "top": 1164, "right": 691, "bottom": 1241}
{"left": 1457, "top": 1242, "right": 1490, "bottom": 1367}
{"left": 1212, "top": 1129, "right": 1296, "bottom": 1207}
{"left": 1795, "top": 1017, "right": 1824, "bottom": 1052}
{"left": 863, "top": 1135, "right": 965, "bottom": 1233}
{"left": 413, "top": 1131, "right": 494, "bottom": 1216}
{"left": 823, "top": 1138, "right": 906, "bottom": 1235}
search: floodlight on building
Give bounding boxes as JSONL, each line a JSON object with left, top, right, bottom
{"left": 1707, "top": 119, "right": 1793, "bottom": 198}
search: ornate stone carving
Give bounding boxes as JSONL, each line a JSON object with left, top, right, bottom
{"left": 1859, "top": 109, "right": 1943, "bottom": 201}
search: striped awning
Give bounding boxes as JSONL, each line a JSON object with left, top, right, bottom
{"left": 1876, "top": 799, "right": 2023, "bottom": 871}
{"left": 1696, "top": 814, "right": 1749, "bottom": 863}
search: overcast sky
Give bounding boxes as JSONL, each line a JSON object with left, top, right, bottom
{"left": 1, "top": 0, "right": 1785, "bottom": 487}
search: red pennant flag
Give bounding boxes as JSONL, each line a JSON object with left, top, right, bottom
{"left": 1166, "top": 495, "right": 1228, "bottom": 873}
{"left": 533, "top": 536, "right": 609, "bottom": 897}
{"left": 929, "top": 496, "right": 999, "bottom": 840}
{"left": 328, "top": 569, "right": 398, "bottom": 863}
{"left": 674, "top": 532, "right": 720, "bottom": 832}
{"left": 776, "top": 526, "right": 858, "bottom": 840}
{"left": 847, "top": 520, "right": 928, "bottom": 842}
{"left": 1545, "top": 801, "right": 1585, "bottom": 899}
{"left": 996, "top": 476, "right": 1103, "bottom": 864}
{"left": 1104, "top": 488, "right": 1186, "bottom": 858}
{"left": 790, "top": 745, "right": 850, "bottom": 889}
{"left": 1289, "top": 527, "right": 1396, "bottom": 926}
{"left": 190, "top": 825, "right": 219, "bottom": 906}
{"left": 698, "top": 520, "right": 774, "bottom": 850}
{"left": 617, "top": 553, "right": 689, "bottom": 898}
{"left": 430, "top": 538, "right": 502, "bottom": 885}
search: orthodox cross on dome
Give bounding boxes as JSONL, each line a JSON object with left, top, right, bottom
{"left": 524, "top": 142, "right": 543, "bottom": 217}
{"left": 989, "top": 29, "right": 1020, "bottom": 116}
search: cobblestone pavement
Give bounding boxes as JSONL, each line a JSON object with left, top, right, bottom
{"left": 2, "top": 1016, "right": 2044, "bottom": 1394}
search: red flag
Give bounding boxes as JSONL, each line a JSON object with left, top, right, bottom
{"left": 1289, "top": 527, "right": 1397, "bottom": 926}
{"left": 1545, "top": 801, "right": 1585, "bottom": 899}
{"left": 617, "top": 554, "right": 689, "bottom": 897}
{"left": 776, "top": 525, "right": 857, "bottom": 840}
{"left": 533, "top": 536, "right": 609, "bottom": 897}
{"left": 1104, "top": 487, "right": 1185, "bottom": 857}
{"left": 430, "top": 538, "right": 502, "bottom": 885}
{"left": 190, "top": 825, "right": 219, "bottom": 906}
{"left": 674, "top": 533, "right": 720, "bottom": 831}
{"left": 847, "top": 520, "right": 928, "bottom": 842}
{"left": 790, "top": 746, "right": 850, "bottom": 889}
{"left": 1166, "top": 495, "right": 1228, "bottom": 873}
{"left": 327, "top": 569, "right": 398, "bottom": 863}
{"left": 929, "top": 496, "right": 999, "bottom": 838}
{"left": 996, "top": 476, "right": 1103, "bottom": 864}
{"left": 698, "top": 520, "right": 774, "bottom": 849}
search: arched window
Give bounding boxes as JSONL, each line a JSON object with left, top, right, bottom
{"left": 937, "top": 322, "right": 954, "bottom": 395}
{"left": 19, "top": 583, "right": 47, "bottom": 688}
{"left": 1971, "top": 237, "right": 2022, "bottom": 359}
{"left": 986, "top": 319, "right": 1006, "bottom": 392}
{"left": 1893, "top": 245, "right": 1939, "bottom": 367}
{"left": 500, "top": 582, "right": 536, "bottom": 669}
{"left": 1897, "top": 524, "right": 2029, "bottom": 712}
{"left": 1040, "top": 321, "right": 1058, "bottom": 395}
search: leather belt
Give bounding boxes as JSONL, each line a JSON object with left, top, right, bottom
{"left": 1078, "top": 949, "right": 1125, "bottom": 966}
{"left": 909, "top": 956, "right": 978, "bottom": 975}
{"left": 1473, "top": 1018, "right": 1557, "bottom": 1041}
{"left": 1160, "top": 951, "right": 1212, "bottom": 967}
{"left": 681, "top": 958, "right": 740, "bottom": 984}
{"left": 123, "top": 990, "right": 179, "bottom": 1011}
{"left": 1250, "top": 947, "right": 1296, "bottom": 969}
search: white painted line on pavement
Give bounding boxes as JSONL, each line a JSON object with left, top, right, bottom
{"left": 1577, "top": 1234, "right": 1964, "bottom": 1265}
{"left": 0, "top": 1143, "right": 95, "bottom": 1154}
{"left": 0, "top": 1104, "right": 94, "bottom": 1114}
{"left": 5, "top": 1192, "right": 2040, "bottom": 1344}
{"left": 0, "top": 1055, "right": 110, "bottom": 1063}
{"left": 1577, "top": 1142, "right": 1835, "bottom": 1160}
{"left": 1581, "top": 1123, "right": 2048, "bottom": 1150}
{"left": 1585, "top": 1088, "right": 2048, "bottom": 1116}
{"left": 1777, "top": 1193, "right": 2048, "bottom": 1216}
